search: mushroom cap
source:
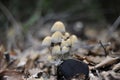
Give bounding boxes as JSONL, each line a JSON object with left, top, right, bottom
{"left": 65, "top": 32, "right": 70, "bottom": 38}
{"left": 66, "top": 38, "right": 72, "bottom": 46}
{"left": 61, "top": 46, "right": 69, "bottom": 54}
{"left": 61, "top": 40, "right": 67, "bottom": 47}
{"left": 70, "top": 35, "right": 79, "bottom": 45}
{"left": 70, "top": 35, "right": 79, "bottom": 51}
{"left": 63, "top": 32, "right": 70, "bottom": 40}
{"left": 51, "top": 31, "right": 63, "bottom": 43}
{"left": 51, "top": 21, "right": 65, "bottom": 33}
{"left": 52, "top": 45, "right": 61, "bottom": 55}
{"left": 41, "top": 36, "right": 51, "bottom": 47}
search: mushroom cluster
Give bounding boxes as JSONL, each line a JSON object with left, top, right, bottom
{"left": 41, "top": 21, "right": 79, "bottom": 60}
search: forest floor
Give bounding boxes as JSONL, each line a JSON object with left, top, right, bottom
{"left": 0, "top": 21, "right": 120, "bottom": 80}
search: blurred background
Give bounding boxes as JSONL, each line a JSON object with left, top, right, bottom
{"left": 0, "top": 0, "right": 120, "bottom": 51}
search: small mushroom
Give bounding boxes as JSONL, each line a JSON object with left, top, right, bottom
{"left": 63, "top": 32, "right": 70, "bottom": 40}
{"left": 61, "top": 40, "right": 67, "bottom": 47}
{"left": 51, "top": 21, "right": 65, "bottom": 33}
{"left": 52, "top": 45, "right": 61, "bottom": 55}
{"left": 70, "top": 35, "right": 79, "bottom": 50}
{"left": 51, "top": 31, "right": 63, "bottom": 43}
{"left": 61, "top": 46, "right": 69, "bottom": 54}
{"left": 41, "top": 36, "right": 51, "bottom": 47}
{"left": 66, "top": 38, "right": 72, "bottom": 47}
{"left": 70, "top": 35, "right": 79, "bottom": 45}
{"left": 65, "top": 32, "right": 70, "bottom": 38}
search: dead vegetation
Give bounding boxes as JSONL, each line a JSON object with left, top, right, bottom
{"left": 0, "top": 20, "right": 120, "bottom": 80}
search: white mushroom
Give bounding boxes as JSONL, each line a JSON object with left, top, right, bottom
{"left": 70, "top": 35, "right": 79, "bottom": 44}
{"left": 61, "top": 40, "right": 67, "bottom": 47}
{"left": 63, "top": 32, "right": 70, "bottom": 39}
{"left": 66, "top": 38, "right": 72, "bottom": 46}
{"left": 70, "top": 35, "right": 79, "bottom": 51}
{"left": 52, "top": 45, "right": 61, "bottom": 55}
{"left": 41, "top": 36, "right": 51, "bottom": 47}
{"left": 61, "top": 46, "right": 69, "bottom": 54}
{"left": 51, "top": 21, "right": 65, "bottom": 33}
{"left": 51, "top": 31, "right": 63, "bottom": 43}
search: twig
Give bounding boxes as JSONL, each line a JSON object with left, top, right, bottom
{"left": 99, "top": 40, "right": 108, "bottom": 56}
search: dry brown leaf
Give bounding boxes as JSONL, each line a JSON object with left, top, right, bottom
{"left": 85, "top": 56, "right": 105, "bottom": 64}
{"left": 0, "top": 70, "right": 23, "bottom": 80}
{"left": 95, "top": 56, "right": 120, "bottom": 69}
{"left": 112, "top": 63, "right": 120, "bottom": 72}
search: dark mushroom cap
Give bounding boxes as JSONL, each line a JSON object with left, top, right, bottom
{"left": 57, "top": 59, "right": 89, "bottom": 80}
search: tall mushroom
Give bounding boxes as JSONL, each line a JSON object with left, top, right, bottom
{"left": 51, "top": 21, "right": 65, "bottom": 33}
